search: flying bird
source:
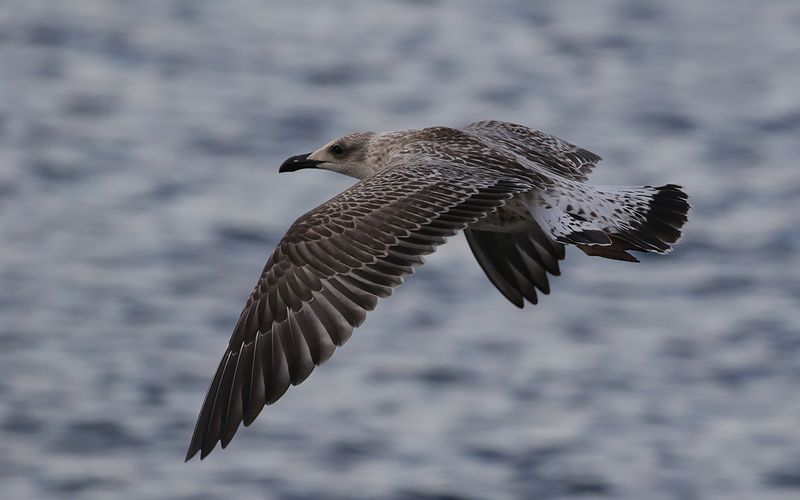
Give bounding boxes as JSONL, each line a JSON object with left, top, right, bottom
{"left": 186, "top": 120, "right": 690, "bottom": 460}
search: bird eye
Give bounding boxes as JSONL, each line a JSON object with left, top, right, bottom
{"left": 330, "top": 144, "right": 344, "bottom": 156}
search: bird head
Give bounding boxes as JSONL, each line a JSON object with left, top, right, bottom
{"left": 279, "top": 132, "right": 378, "bottom": 179}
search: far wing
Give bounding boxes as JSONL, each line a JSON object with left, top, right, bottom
{"left": 463, "top": 120, "right": 602, "bottom": 182}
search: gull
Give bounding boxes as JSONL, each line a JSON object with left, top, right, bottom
{"left": 186, "top": 120, "right": 690, "bottom": 460}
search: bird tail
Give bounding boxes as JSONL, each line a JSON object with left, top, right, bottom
{"left": 531, "top": 184, "right": 690, "bottom": 262}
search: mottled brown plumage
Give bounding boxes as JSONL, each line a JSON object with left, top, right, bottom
{"left": 186, "top": 121, "right": 689, "bottom": 460}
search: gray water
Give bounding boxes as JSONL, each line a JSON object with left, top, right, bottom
{"left": 1, "top": 1, "right": 799, "bottom": 499}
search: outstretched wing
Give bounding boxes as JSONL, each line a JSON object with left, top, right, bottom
{"left": 463, "top": 120, "right": 602, "bottom": 182}
{"left": 186, "top": 161, "right": 531, "bottom": 460}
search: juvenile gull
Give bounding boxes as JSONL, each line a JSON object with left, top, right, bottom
{"left": 186, "top": 120, "right": 690, "bottom": 460}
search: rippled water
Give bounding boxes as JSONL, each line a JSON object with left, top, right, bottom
{"left": 1, "top": 1, "right": 799, "bottom": 499}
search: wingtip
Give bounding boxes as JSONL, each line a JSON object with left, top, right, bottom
{"left": 200, "top": 443, "right": 216, "bottom": 460}
{"left": 185, "top": 430, "right": 215, "bottom": 462}
{"left": 185, "top": 429, "right": 203, "bottom": 462}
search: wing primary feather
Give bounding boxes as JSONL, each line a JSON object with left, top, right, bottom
{"left": 320, "top": 280, "right": 368, "bottom": 326}
{"left": 260, "top": 328, "right": 290, "bottom": 405}
{"left": 464, "top": 230, "right": 524, "bottom": 308}
{"left": 234, "top": 339, "right": 256, "bottom": 422}
{"left": 309, "top": 293, "right": 355, "bottom": 346}
{"left": 200, "top": 351, "right": 236, "bottom": 459}
{"left": 294, "top": 305, "right": 337, "bottom": 364}
{"left": 278, "top": 314, "right": 314, "bottom": 386}
{"left": 243, "top": 332, "right": 266, "bottom": 426}
{"left": 186, "top": 353, "right": 228, "bottom": 461}
{"left": 220, "top": 342, "right": 249, "bottom": 448}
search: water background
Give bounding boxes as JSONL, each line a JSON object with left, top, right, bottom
{"left": 1, "top": 1, "right": 799, "bottom": 498}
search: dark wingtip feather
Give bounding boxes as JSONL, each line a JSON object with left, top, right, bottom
{"left": 465, "top": 227, "right": 563, "bottom": 307}
{"left": 200, "top": 442, "right": 215, "bottom": 460}
{"left": 185, "top": 352, "right": 231, "bottom": 462}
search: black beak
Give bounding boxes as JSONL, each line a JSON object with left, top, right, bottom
{"left": 279, "top": 153, "right": 321, "bottom": 173}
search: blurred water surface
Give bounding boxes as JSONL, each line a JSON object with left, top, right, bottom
{"left": 1, "top": 0, "right": 799, "bottom": 499}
